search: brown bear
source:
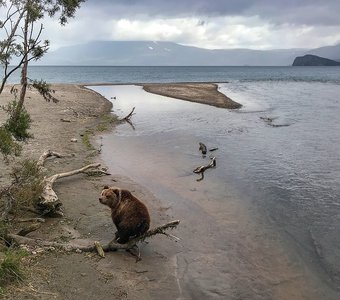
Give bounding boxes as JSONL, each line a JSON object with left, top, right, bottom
{"left": 99, "top": 186, "right": 150, "bottom": 244}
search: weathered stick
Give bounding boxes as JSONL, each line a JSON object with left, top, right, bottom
{"left": 37, "top": 150, "right": 64, "bottom": 168}
{"left": 35, "top": 149, "right": 110, "bottom": 215}
{"left": 0, "top": 187, "right": 15, "bottom": 221}
{"left": 120, "top": 107, "right": 135, "bottom": 121}
{"left": 7, "top": 220, "right": 180, "bottom": 255}
{"left": 193, "top": 157, "right": 216, "bottom": 181}
{"left": 199, "top": 142, "right": 207, "bottom": 156}
{"left": 38, "top": 163, "right": 102, "bottom": 215}
{"left": 94, "top": 241, "right": 105, "bottom": 258}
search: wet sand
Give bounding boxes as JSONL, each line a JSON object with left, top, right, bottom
{"left": 0, "top": 83, "right": 337, "bottom": 299}
{"left": 143, "top": 83, "right": 242, "bottom": 109}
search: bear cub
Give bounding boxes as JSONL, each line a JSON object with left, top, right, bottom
{"left": 99, "top": 186, "right": 150, "bottom": 244}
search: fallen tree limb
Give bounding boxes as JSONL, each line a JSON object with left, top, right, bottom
{"left": 7, "top": 220, "right": 180, "bottom": 257}
{"left": 38, "top": 162, "right": 102, "bottom": 215}
{"left": 16, "top": 217, "right": 45, "bottom": 223}
{"left": 0, "top": 186, "right": 15, "bottom": 221}
{"left": 199, "top": 142, "right": 207, "bottom": 156}
{"left": 120, "top": 107, "right": 135, "bottom": 121}
{"left": 193, "top": 157, "right": 216, "bottom": 181}
{"left": 1, "top": 150, "right": 109, "bottom": 218}
{"left": 16, "top": 223, "right": 41, "bottom": 236}
{"left": 34, "top": 149, "right": 110, "bottom": 215}
{"left": 36, "top": 150, "right": 65, "bottom": 168}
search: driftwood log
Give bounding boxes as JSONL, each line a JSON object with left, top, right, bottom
{"left": 199, "top": 142, "right": 207, "bottom": 156}
{"left": 119, "top": 107, "right": 136, "bottom": 130}
{"left": 36, "top": 150, "right": 109, "bottom": 215}
{"left": 8, "top": 220, "right": 180, "bottom": 260}
{"left": 120, "top": 106, "right": 135, "bottom": 121}
{"left": 193, "top": 156, "right": 216, "bottom": 181}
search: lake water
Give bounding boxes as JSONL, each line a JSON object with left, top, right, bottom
{"left": 88, "top": 70, "right": 340, "bottom": 299}
{"left": 5, "top": 65, "right": 339, "bottom": 298}
{"left": 4, "top": 65, "right": 340, "bottom": 84}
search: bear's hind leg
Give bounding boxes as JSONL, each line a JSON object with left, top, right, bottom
{"left": 115, "top": 229, "right": 131, "bottom": 244}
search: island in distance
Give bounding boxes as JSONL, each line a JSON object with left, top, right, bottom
{"left": 293, "top": 54, "right": 340, "bottom": 66}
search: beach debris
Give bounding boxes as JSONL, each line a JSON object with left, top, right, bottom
{"left": 60, "top": 118, "right": 71, "bottom": 122}
{"left": 7, "top": 220, "right": 180, "bottom": 261}
{"left": 193, "top": 156, "right": 216, "bottom": 181}
{"left": 36, "top": 150, "right": 109, "bottom": 215}
{"left": 94, "top": 241, "right": 105, "bottom": 258}
{"left": 120, "top": 107, "right": 136, "bottom": 130}
{"left": 260, "top": 116, "right": 276, "bottom": 124}
{"left": 70, "top": 138, "right": 78, "bottom": 142}
{"left": 260, "top": 116, "right": 290, "bottom": 128}
{"left": 16, "top": 223, "right": 41, "bottom": 236}
{"left": 209, "top": 147, "right": 219, "bottom": 152}
{"left": 17, "top": 217, "right": 45, "bottom": 223}
{"left": 120, "top": 106, "right": 135, "bottom": 122}
{"left": 199, "top": 142, "right": 207, "bottom": 156}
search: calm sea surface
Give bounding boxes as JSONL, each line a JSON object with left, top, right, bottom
{"left": 4, "top": 65, "right": 340, "bottom": 84}
{"left": 5, "top": 66, "right": 340, "bottom": 298}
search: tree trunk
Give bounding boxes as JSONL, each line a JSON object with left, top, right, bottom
{"left": 13, "top": 8, "right": 29, "bottom": 121}
{"left": 0, "top": 8, "right": 26, "bottom": 95}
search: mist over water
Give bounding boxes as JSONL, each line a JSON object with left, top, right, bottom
{"left": 90, "top": 77, "right": 340, "bottom": 298}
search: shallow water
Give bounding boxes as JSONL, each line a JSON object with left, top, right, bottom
{"left": 90, "top": 83, "right": 340, "bottom": 299}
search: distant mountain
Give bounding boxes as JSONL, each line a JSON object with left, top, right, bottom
{"left": 307, "top": 44, "right": 340, "bottom": 61}
{"left": 292, "top": 54, "right": 340, "bottom": 66}
{"left": 37, "top": 41, "right": 340, "bottom": 66}
{"left": 38, "top": 41, "right": 307, "bottom": 66}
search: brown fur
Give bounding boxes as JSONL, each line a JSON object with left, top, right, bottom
{"left": 99, "top": 186, "right": 150, "bottom": 244}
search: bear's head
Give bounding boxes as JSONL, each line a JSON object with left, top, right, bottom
{"left": 99, "top": 186, "right": 121, "bottom": 208}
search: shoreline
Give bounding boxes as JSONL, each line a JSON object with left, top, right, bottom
{"left": 2, "top": 81, "right": 238, "bottom": 299}
{"left": 1, "top": 83, "right": 333, "bottom": 299}
{"left": 83, "top": 82, "right": 242, "bottom": 109}
{"left": 143, "top": 82, "right": 242, "bottom": 109}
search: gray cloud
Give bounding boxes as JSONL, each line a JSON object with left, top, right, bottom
{"left": 84, "top": 0, "right": 340, "bottom": 26}
{"left": 39, "top": 0, "right": 340, "bottom": 51}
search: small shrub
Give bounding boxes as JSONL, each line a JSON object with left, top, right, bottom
{"left": 0, "top": 250, "right": 27, "bottom": 285}
{"left": 0, "top": 222, "right": 9, "bottom": 242}
{"left": 3, "top": 101, "right": 32, "bottom": 141}
{"left": 10, "top": 159, "right": 44, "bottom": 208}
{"left": 0, "top": 127, "right": 22, "bottom": 157}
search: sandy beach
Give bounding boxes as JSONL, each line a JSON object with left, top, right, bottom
{"left": 143, "top": 83, "right": 242, "bottom": 109}
{"left": 1, "top": 83, "right": 241, "bottom": 299}
{"left": 0, "top": 83, "right": 336, "bottom": 299}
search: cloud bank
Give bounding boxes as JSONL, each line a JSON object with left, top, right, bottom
{"left": 39, "top": 0, "right": 340, "bottom": 50}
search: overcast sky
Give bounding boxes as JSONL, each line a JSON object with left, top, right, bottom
{"left": 38, "top": 0, "right": 340, "bottom": 50}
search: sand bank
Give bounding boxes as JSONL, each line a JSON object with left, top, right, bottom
{"left": 142, "top": 82, "right": 242, "bottom": 109}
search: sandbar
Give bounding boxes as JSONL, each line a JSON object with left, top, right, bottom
{"left": 142, "top": 82, "right": 242, "bottom": 109}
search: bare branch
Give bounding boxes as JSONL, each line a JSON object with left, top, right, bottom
{"left": 193, "top": 156, "right": 216, "bottom": 181}
{"left": 120, "top": 107, "right": 136, "bottom": 121}
{"left": 7, "top": 220, "right": 180, "bottom": 257}
{"left": 36, "top": 149, "right": 65, "bottom": 168}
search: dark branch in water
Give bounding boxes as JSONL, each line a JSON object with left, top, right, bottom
{"left": 121, "top": 107, "right": 135, "bottom": 121}
{"left": 193, "top": 157, "right": 216, "bottom": 181}
{"left": 199, "top": 142, "right": 207, "bottom": 156}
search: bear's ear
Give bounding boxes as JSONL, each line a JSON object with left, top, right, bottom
{"left": 111, "top": 187, "right": 122, "bottom": 200}
{"left": 103, "top": 185, "right": 109, "bottom": 189}
{"left": 111, "top": 187, "right": 120, "bottom": 196}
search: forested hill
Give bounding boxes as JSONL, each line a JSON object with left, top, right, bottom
{"left": 292, "top": 54, "right": 340, "bottom": 66}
